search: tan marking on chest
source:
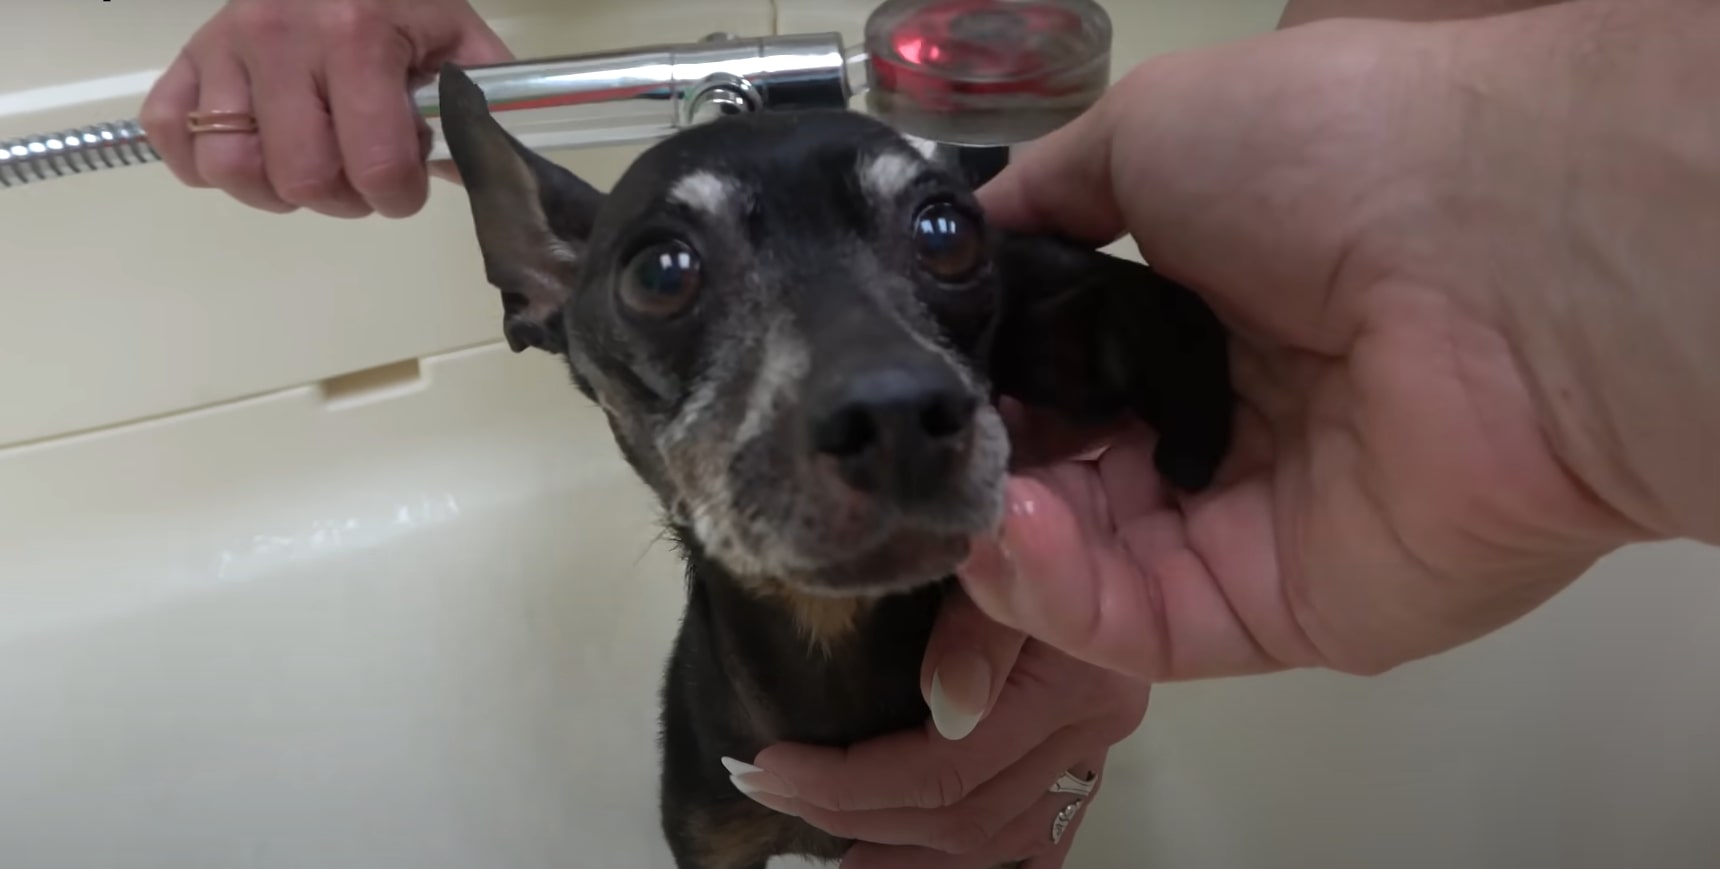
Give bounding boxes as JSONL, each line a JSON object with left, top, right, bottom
{"left": 759, "top": 581, "right": 871, "bottom": 653}
{"left": 684, "top": 799, "right": 845, "bottom": 869}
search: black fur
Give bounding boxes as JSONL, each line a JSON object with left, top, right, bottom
{"left": 658, "top": 541, "right": 952, "bottom": 868}
{"left": 435, "top": 61, "right": 1234, "bottom": 869}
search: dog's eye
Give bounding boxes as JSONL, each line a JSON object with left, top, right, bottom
{"left": 619, "top": 240, "right": 703, "bottom": 318}
{"left": 912, "top": 202, "right": 984, "bottom": 283}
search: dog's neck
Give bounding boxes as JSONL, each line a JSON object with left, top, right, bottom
{"left": 668, "top": 524, "right": 945, "bottom": 748}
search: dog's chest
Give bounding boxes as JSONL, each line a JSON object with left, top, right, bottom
{"left": 712, "top": 583, "right": 947, "bottom": 752}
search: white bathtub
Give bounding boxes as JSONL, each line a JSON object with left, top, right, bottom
{"left": 3, "top": 1, "right": 1719, "bottom": 867}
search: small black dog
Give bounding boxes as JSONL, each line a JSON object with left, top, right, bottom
{"left": 437, "top": 63, "right": 1233, "bottom": 869}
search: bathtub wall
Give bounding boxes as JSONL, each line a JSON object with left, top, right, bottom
{"left": 3, "top": 2, "right": 1718, "bottom": 868}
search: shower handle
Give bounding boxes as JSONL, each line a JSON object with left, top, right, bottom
{"left": 0, "top": 32, "right": 854, "bottom": 189}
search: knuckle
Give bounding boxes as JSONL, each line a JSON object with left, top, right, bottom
{"left": 1002, "top": 823, "right": 1051, "bottom": 862}
{"left": 824, "top": 783, "right": 866, "bottom": 815}
{"left": 232, "top": 1, "right": 291, "bottom": 39}
{"left": 797, "top": 779, "right": 851, "bottom": 813}
{"left": 801, "top": 807, "right": 861, "bottom": 840}
{"left": 138, "top": 99, "right": 178, "bottom": 139}
{"left": 316, "top": 1, "right": 385, "bottom": 39}
{"left": 199, "top": 146, "right": 265, "bottom": 188}
{"left": 914, "top": 763, "right": 971, "bottom": 810}
{"left": 1098, "top": 695, "right": 1150, "bottom": 742}
{"left": 930, "top": 813, "right": 994, "bottom": 855}
{"left": 1096, "top": 715, "right": 1142, "bottom": 748}
{"left": 349, "top": 158, "right": 418, "bottom": 196}
{"left": 276, "top": 169, "right": 346, "bottom": 205}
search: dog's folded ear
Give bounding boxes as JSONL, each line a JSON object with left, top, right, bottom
{"left": 437, "top": 63, "right": 606, "bottom": 355}
{"left": 989, "top": 234, "right": 1236, "bottom": 492}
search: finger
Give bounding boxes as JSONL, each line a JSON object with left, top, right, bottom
{"left": 750, "top": 643, "right": 1110, "bottom": 813}
{"left": 444, "top": 19, "right": 516, "bottom": 67}
{"left": 140, "top": 52, "right": 207, "bottom": 188}
{"left": 998, "top": 398, "right": 1127, "bottom": 469}
{"left": 973, "top": 95, "right": 1124, "bottom": 244}
{"left": 241, "top": 43, "right": 370, "bottom": 217}
{"left": 960, "top": 474, "right": 1283, "bottom": 681}
{"left": 1092, "top": 427, "right": 1174, "bottom": 522}
{"left": 839, "top": 768, "right": 1099, "bottom": 869}
{"left": 919, "top": 589, "right": 1026, "bottom": 741}
{"left": 1019, "top": 461, "right": 1115, "bottom": 539}
{"left": 1022, "top": 750, "right": 1109, "bottom": 869}
{"left": 957, "top": 474, "right": 1162, "bottom": 678}
{"left": 191, "top": 53, "right": 294, "bottom": 214}
{"left": 789, "top": 723, "right": 1099, "bottom": 853}
{"left": 323, "top": 12, "right": 426, "bottom": 217}
{"left": 421, "top": 24, "right": 514, "bottom": 190}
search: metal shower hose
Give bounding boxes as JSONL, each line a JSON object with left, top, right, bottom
{"left": 0, "top": 120, "right": 161, "bottom": 187}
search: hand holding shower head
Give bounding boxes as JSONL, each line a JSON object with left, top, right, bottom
{"left": 0, "top": 0, "right": 1112, "bottom": 190}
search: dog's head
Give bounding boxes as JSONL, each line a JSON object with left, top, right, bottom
{"left": 438, "top": 66, "right": 1109, "bottom": 597}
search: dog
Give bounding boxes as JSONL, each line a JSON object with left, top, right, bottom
{"left": 435, "top": 62, "right": 1234, "bottom": 869}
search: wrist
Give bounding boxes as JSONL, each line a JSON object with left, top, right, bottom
{"left": 1447, "top": 1, "right": 1720, "bottom": 543}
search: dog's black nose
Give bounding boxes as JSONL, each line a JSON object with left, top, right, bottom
{"left": 808, "top": 364, "right": 978, "bottom": 501}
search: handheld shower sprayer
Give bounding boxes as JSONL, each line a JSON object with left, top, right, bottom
{"left": 0, "top": 0, "right": 1111, "bottom": 190}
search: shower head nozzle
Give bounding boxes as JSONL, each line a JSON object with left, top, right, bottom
{"left": 860, "top": 0, "right": 1113, "bottom": 147}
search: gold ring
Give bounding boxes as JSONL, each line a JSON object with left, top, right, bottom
{"left": 186, "top": 110, "right": 257, "bottom": 134}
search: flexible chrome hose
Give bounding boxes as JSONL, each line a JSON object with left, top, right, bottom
{"left": 0, "top": 119, "right": 160, "bottom": 187}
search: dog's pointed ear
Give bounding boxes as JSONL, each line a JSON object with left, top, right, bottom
{"left": 438, "top": 62, "right": 606, "bottom": 355}
{"left": 988, "top": 234, "right": 1236, "bottom": 492}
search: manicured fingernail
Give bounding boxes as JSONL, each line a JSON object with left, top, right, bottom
{"left": 929, "top": 651, "right": 992, "bottom": 741}
{"left": 721, "top": 757, "right": 794, "bottom": 799}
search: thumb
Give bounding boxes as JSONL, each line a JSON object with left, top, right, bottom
{"left": 446, "top": 17, "right": 514, "bottom": 67}
{"left": 957, "top": 476, "right": 1167, "bottom": 681}
{"left": 426, "top": 19, "right": 514, "bottom": 185}
{"left": 973, "top": 95, "right": 1125, "bottom": 244}
{"left": 919, "top": 589, "right": 1026, "bottom": 742}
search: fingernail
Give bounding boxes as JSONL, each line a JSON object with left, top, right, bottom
{"left": 721, "top": 757, "right": 794, "bottom": 799}
{"left": 929, "top": 651, "right": 992, "bottom": 741}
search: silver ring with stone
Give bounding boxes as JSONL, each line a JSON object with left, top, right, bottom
{"left": 1048, "top": 770, "right": 1097, "bottom": 797}
{"left": 1050, "top": 798, "right": 1084, "bottom": 844}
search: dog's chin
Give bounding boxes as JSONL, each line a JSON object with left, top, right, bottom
{"left": 781, "top": 528, "right": 975, "bottom": 598}
{"left": 693, "top": 478, "right": 1006, "bottom": 598}
{"left": 765, "top": 475, "right": 1008, "bottom": 597}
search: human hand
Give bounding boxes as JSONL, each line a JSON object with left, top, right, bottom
{"left": 140, "top": 0, "right": 512, "bottom": 218}
{"left": 960, "top": 7, "right": 1674, "bottom": 681}
{"left": 737, "top": 592, "right": 1145, "bottom": 868}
